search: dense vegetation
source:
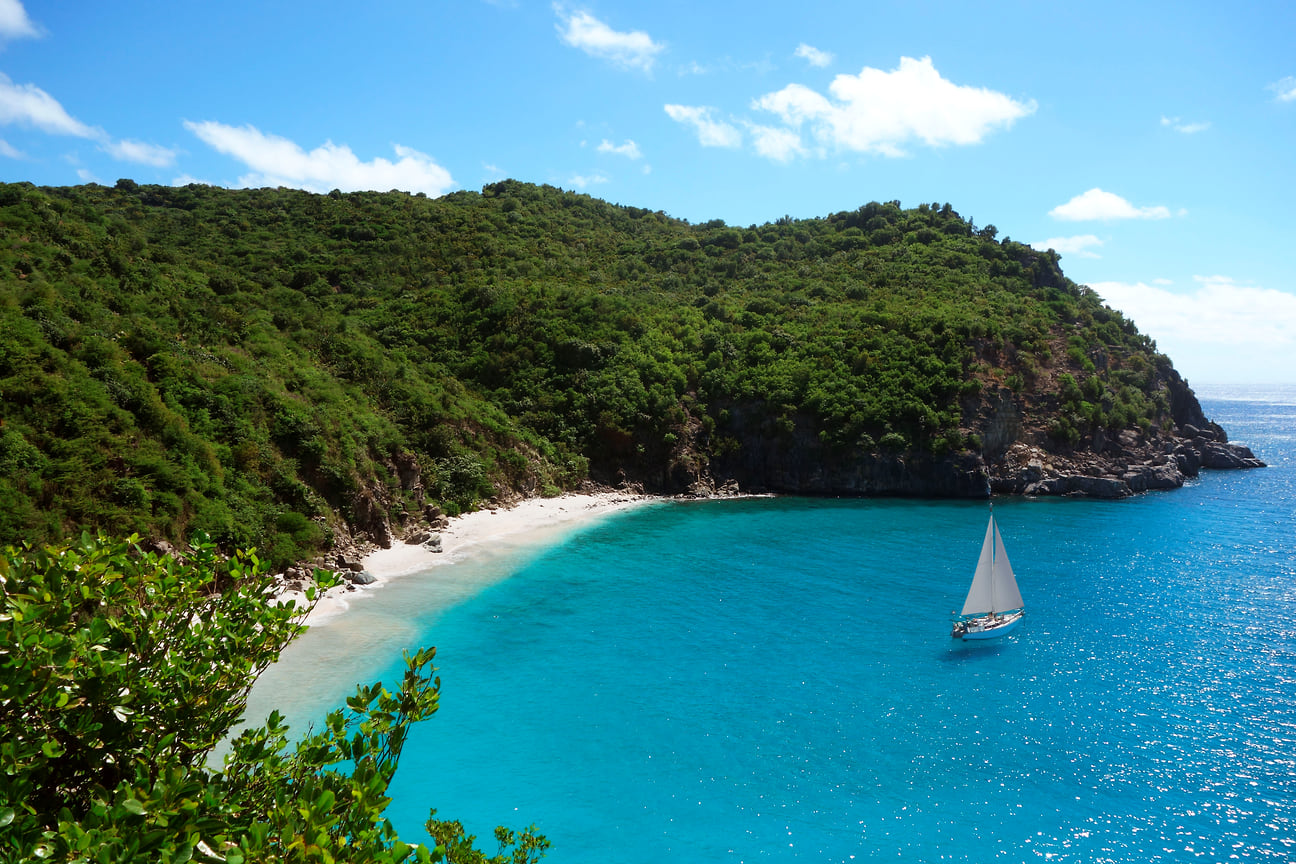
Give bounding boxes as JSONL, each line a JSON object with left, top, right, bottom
{"left": 1, "top": 179, "right": 1175, "bottom": 566}
{"left": 0, "top": 533, "right": 547, "bottom": 862}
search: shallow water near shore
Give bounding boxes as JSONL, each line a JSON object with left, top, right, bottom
{"left": 258, "top": 387, "right": 1296, "bottom": 862}
{"left": 236, "top": 519, "right": 614, "bottom": 739}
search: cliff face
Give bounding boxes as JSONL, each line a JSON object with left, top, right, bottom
{"left": 973, "top": 366, "right": 1263, "bottom": 498}
{"left": 692, "top": 405, "right": 991, "bottom": 497}
{"left": 659, "top": 369, "right": 1263, "bottom": 503}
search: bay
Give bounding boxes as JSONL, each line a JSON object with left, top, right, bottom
{"left": 301, "top": 387, "right": 1296, "bottom": 862}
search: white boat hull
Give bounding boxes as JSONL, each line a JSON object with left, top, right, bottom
{"left": 952, "top": 610, "right": 1023, "bottom": 640}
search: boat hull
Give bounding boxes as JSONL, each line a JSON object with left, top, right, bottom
{"left": 952, "top": 610, "right": 1023, "bottom": 640}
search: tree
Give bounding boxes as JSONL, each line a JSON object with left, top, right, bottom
{"left": 0, "top": 534, "right": 547, "bottom": 863}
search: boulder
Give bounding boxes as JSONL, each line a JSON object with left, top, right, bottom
{"left": 347, "top": 570, "right": 377, "bottom": 586}
{"left": 1122, "top": 463, "right": 1185, "bottom": 492}
{"left": 1200, "top": 441, "right": 1266, "bottom": 469}
{"left": 337, "top": 553, "right": 365, "bottom": 572}
{"left": 1172, "top": 444, "right": 1202, "bottom": 476}
{"left": 404, "top": 529, "right": 432, "bottom": 545}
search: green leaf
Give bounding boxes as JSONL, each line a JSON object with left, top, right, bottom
{"left": 0, "top": 807, "right": 14, "bottom": 828}
{"left": 122, "top": 797, "right": 146, "bottom": 816}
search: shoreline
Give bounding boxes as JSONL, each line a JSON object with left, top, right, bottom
{"left": 227, "top": 490, "right": 669, "bottom": 742}
{"left": 276, "top": 491, "right": 664, "bottom": 628}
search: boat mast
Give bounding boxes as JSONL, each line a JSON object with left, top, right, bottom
{"left": 988, "top": 502, "right": 997, "bottom": 614}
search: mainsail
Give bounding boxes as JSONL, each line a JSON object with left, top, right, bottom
{"left": 959, "top": 514, "right": 1024, "bottom": 616}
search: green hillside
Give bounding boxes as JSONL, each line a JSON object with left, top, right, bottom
{"left": 1, "top": 179, "right": 1191, "bottom": 566}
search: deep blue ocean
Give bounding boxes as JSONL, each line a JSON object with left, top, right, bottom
{"left": 269, "top": 387, "right": 1296, "bottom": 862}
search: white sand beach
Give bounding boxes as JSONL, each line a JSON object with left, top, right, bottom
{"left": 276, "top": 491, "right": 661, "bottom": 628}
{"left": 225, "top": 491, "right": 664, "bottom": 742}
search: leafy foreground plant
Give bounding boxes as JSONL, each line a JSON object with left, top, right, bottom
{"left": 0, "top": 534, "right": 547, "bottom": 863}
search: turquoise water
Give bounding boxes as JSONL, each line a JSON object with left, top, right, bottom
{"left": 367, "top": 389, "right": 1296, "bottom": 861}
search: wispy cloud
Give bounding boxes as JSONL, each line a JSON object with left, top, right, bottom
{"left": 1049, "top": 188, "right": 1173, "bottom": 221}
{"left": 1031, "top": 234, "right": 1103, "bottom": 258}
{"left": 0, "top": 73, "right": 99, "bottom": 138}
{"left": 184, "top": 120, "right": 455, "bottom": 196}
{"left": 597, "top": 138, "right": 642, "bottom": 159}
{"left": 0, "top": 72, "right": 176, "bottom": 167}
{"left": 0, "top": 137, "right": 23, "bottom": 159}
{"left": 1161, "top": 115, "right": 1210, "bottom": 134}
{"left": 103, "top": 138, "right": 177, "bottom": 167}
{"left": 751, "top": 56, "right": 1034, "bottom": 159}
{"left": 1269, "top": 76, "right": 1296, "bottom": 102}
{"left": 554, "top": 6, "right": 663, "bottom": 73}
{"left": 568, "top": 171, "right": 608, "bottom": 189}
{"left": 1091, "top": 275, "right": 1296, "bottom": 383}
{"left": 0, "top": 0, "right": 39, "bottom": 40}
{"left": 794, "top": 43, "right": 833, "bottom": 68}
{"left": 664, "top": 104, "right": 742, "bottom": 148}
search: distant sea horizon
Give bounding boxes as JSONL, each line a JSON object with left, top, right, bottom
{"left": 251, "top": 383, "right": 1296, "bottom": 862}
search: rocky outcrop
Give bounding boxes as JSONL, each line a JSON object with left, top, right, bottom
{"left": 318, "top": 373, "right": 1265, "bottom": 555}
{"left": 685, "top": 380, "right": 1263, "bottom": 502}
{"left": 983, "top": 398, "right": 1264, "bottom": 499}
{"left": 350, "top": 489, "right": 393, "bottom": 549}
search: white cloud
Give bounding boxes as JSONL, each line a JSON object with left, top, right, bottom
{"left": 0, "top": 137, "right": 22, "bottom": 159}
{"left": 554, "top": 7, "right": 663, "bottom": 72}
{"left": 1270, "top": 76, "right": 1296, "bottom": 102}
{"left": 0, "top": 73, "right": 99, "bottom": 138}
{"left": 1049, "top": 188, "right": 1172, "bottom": 221}
{"left": 0, "top": 0, "right": 38, "bottom": 40}
{"left": 598, "top": 138, "right": 642, "bottom": 159}
{"left": 1032, "top": 234, "right": 1103, "bottom": 258}
{"left": 794, "top": 43, "right": 833, "bottom": 68}
{"left": 752, "top": 55, "right": 1034, "bottom": 158}
{"left": 568, "top": 172, "right": 608, "bottom": 189}
{"left": 664, "top": 104, "right": 742, "bottom": 148}
{"left": 1091, "top": 276, "right": 1296, "bottom": 384}
{"left": 747, "top": 123, "right": 803, "bottom": 162}
{"left": 1161, "top": 115, "right": 1210, "bottom": 134}
{"left": 103, "top": 138, "right": 177, "bottom": 167}
{"left": 0, "top": 73, "right": 176, "bottom": 166}
{"left": 184, "top": 121, "right": 455, "bottom": 196}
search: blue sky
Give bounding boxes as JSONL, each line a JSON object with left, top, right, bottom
{"left": 2, "top": 0, "right": 1294, "bottom": 386}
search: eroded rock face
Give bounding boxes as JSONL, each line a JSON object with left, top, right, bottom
{"left": 702, "top": 406, "right": 993, "bottom": 497}
{"left": 980, "top": 394, "right": 1264, "bottom": 499}
{"left": 350, "top": 489, "right": 393, "bottom": 549}
{"left": 691, "top": 379, "right": 1263, "bottom": 501}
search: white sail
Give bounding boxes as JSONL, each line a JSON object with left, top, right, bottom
{"left": 959, "top": 515, "right": 1023, "bottom": 616}
{"left": 990, "top": 520, "right": 1024, "bottom": 612}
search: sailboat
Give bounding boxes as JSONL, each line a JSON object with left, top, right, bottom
{"left": 951, "top": 509, "right": 1024, "bottom": 640}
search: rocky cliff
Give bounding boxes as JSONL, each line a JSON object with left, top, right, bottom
{"left": 677, "top": 368, "right": 1263, "bottom": 501}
